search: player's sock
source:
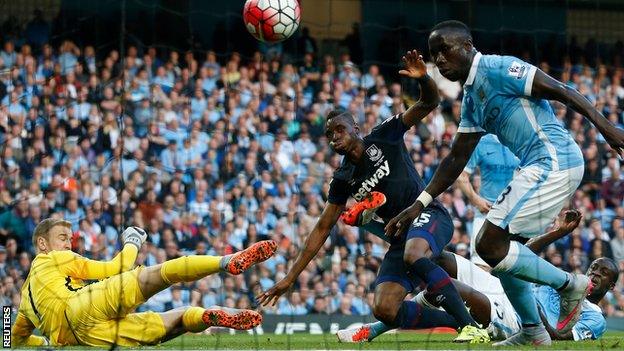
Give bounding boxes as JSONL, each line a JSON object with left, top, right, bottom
{"left": 160, "top": 255, "right": 221, "bottom": 284}
{"left": 367, "top": 321, "right": 391, "bottom": 341}
{"left": 411, "top": 257, "right": 477, "bottom": 327}
{"left": 182, "top": 306, "right": 208, "bottom": 332}
{"left": 493, "top": 241, "right": 568, "bottom": 289}
{"left": 390, "top": 301, "right": 459, "bottom": 329}
{"left": 496, "top": 271, "right": 541, "bottom": 325}
{"left": 219, "top": 255, "right": 233, "bottom": 270}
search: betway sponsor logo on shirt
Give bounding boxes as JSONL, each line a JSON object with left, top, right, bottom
{"left": 352, "top": 160, "right": 390, "bottom": 201}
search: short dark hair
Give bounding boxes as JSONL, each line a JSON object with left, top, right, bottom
{"left": 326, "top": 110, "right": 354, "bottom": 123}
{"left": 431, "top": 20, "right": 472, "bottom": 40}
{"left": 326, "top": 109, "right": 345, "bottom": 120}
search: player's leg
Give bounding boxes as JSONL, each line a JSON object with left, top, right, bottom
{"left": 475, "top": 224, "right": 545, "bottom": 315}
{"left": 337, "top": 244, "right": 459, "bottom": 343}
{"left": 420, "top": 280, "right": 492, "bottom": 326}
{"left": 138, "top": 240, "right": 277, "bottom": 298}
{"left": 373, "top": 248, "right": 460, "bottom": 332}
{"left": 469, "top": 212, "right": 491, "bottom": 270}
{"left": 476, "top": 221, "right": 570, "bottom": 291}
{"left": 477, "top": 167, "right": 582, "bottom": 288}
{"left": 475, "top": 222, "right": 551, "bottom": 345}
{"left": 478, "top": 166, "right": 587, "bottom": 344}
{"left": 82, "top": 306, "right": 262, "bottom": 346}
{"left": 351, "top": 202, "right": 488, "bottom": 342}
{"left": 345, "top": 244, "right": 409, "bottom": 342}
{"left": 482, "top": 166, "right": 590, "bottom": 319}
{"left": 449, "top": 252, "right": 522, "bottom": 340}
{"left": 432, "top": 251, "right": 459, "bottom": 278}
{"left": 66, "top": 239, "right": 273, "bottom": 348}
{"left": 403, "top": 208, "right": 484, "bottom": 334}
{"left": 338, "top": 278, "right": 490, "bottom": 343}
{"left": 157, "top": 306, "right": 262, "bottom": 342}
{"left": 359, "top": 203, "right": 474, "bottom": 327}
{"left": 339, "top": 252, "right": 499, "bottom": 343}
{"left": 66, "top": 268, "right": 165, "bottom": 346}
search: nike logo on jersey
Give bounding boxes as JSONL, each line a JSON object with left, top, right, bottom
{"left": 353, "top": 160, "right": 390, "bottom": 201}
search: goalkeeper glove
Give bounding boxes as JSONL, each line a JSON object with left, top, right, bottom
{"left": 122, "top": 226, "right": 147, "bottom": 249}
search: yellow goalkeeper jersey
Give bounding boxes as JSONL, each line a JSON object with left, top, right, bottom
{"left": 12, "top": 245, "right": 137, "bottom": 346}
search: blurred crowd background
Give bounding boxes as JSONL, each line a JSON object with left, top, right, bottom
{"left": 1, "top": 4, "right": 624, "bottom": 322}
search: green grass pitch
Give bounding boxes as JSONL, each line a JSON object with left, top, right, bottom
{"left": 14, "top": 331, "right": 623, "bottom": 349}
{"left": 153, "top": 331, "right": 624, "bottom": 350}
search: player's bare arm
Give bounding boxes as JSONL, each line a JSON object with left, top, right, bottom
{"left": 399, "top": 50, "right": 441, "bottom": 127}
{"left": 525, "top": 210, "right": 582, "bottom": 253}
{"left": 539, "top": 309, "right": 574, "bottom": 340}
{"left": 456, "top": 171, "right": 491, "bottom": 214}
{"left": 531, "top": 69, "right": 624, "bottom": 157}
{"left": 257, "top": 202, "right": 344, "bottom": 306}
{"left": 385, "top": 132, "right": 483, "bottom": 237}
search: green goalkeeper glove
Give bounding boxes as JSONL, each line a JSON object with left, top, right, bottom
{"left": 122, "top": 226, "right": 147, "bottom": 249}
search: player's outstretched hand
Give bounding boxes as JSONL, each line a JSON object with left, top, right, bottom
{"left": 256, "top": 278, "right": 293, "bottom": 306}
{"left": 557, "top": 209, "right": 582, "bottom": 234}
{"left": 472, "top": 195, "right": 492, "bottom": 214}
{"left": 398, "top": 50, "right": 427, "bottom": 79}
{"left": 122, "top": 226, "right": 147, "bottom": 249}
{"left": 385, "top": 202, "right": 424, "bottom": 238}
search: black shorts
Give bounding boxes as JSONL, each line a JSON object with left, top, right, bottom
{"left": 375, "top": 206, "right": 453, "bottom": 292}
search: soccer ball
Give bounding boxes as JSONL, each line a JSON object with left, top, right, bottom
{"left": 243, "top": 0, "right": 301, "bottom": 43}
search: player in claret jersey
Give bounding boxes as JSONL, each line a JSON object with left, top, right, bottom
{"left": 338, "top": 206, "right": 617, "bottom": 343}
{"left": 11, "top": 218, "right": 277, "bottom": 347}
{"left": 258, "top": 50, "right": 489, "bottom": 343}
{"left": 387, "top": 20, "right": 624, "bottom": 345}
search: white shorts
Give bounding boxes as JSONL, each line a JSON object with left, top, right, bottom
{"left": 454, "top": 253, "right": 521, "bottom": 340}
{"left": 470, "top": 213, "right": 488, "bottom": 267}
{"left": 486, "top": 165, "right": 584, "bottom": 237}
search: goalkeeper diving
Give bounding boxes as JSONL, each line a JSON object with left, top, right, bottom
{"left": 11, "top": 218, "right": 277, "bottom": 347}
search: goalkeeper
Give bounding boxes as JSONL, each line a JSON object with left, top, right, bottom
{"left": 11, "top": 218, "right": 277, "bottom": 347}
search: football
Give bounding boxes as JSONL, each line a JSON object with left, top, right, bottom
{"left": 243, "top": 0, "right": 301, "bottom": 43}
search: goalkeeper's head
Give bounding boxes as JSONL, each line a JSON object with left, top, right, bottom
{"left": 33, "top": 218, "right": 73, "bottom": 254}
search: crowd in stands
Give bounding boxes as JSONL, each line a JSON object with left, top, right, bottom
{"left": 1, "top": 24, "right": 624, "bottom": 321}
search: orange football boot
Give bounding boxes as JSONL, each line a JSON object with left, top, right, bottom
{"left": 340, "top": 191, "right": 386, "bottom": 226}
{"left": 202, "top": 309, "right": 262, "bottom": 330}
{"left": 224, "top": 240, "right": 278, "bottom": 275}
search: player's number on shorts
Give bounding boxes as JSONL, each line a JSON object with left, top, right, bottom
{"left": 412, "top": 213, "right": 431, "bottom": 227}
{"left": 496, "top": 185, "right": 512, "bottom": 205}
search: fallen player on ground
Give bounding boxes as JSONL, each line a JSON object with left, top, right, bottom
{"left": 337, "top": 196, "right": 616, "bottom": 342}
{"left": 11, "top": 218, "right": 276, "bottom": 347}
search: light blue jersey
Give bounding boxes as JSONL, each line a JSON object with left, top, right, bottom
{"left": 459, "top": 53, "right": 583, "bottom": 171}
{"left": 465, "top": 134, "right": 519, "bottom": 203}
{"left": 535, "top": 285, "right": 606, "bottom": 340}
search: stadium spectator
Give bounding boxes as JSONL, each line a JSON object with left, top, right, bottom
{"left": 0, "top": 26, "right": 624, "bottom": 323}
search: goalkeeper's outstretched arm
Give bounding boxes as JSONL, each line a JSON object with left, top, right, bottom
{"left": 56, "top": 227, "right": 147, "bottom": 280}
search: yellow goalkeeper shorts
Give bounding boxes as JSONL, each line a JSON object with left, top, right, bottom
{"left": 65, "top": 267, "right": 166, "bottom": 346}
